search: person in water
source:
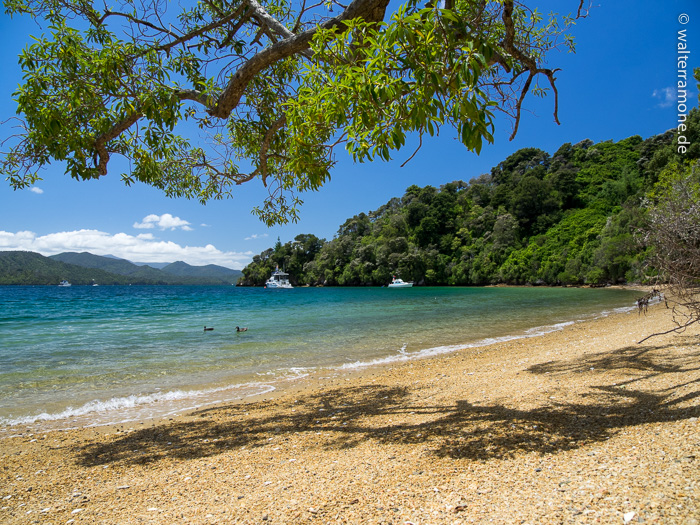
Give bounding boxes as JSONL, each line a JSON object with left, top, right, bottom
{"left": 236, "top": 326, "right": 248, "bottom": 332}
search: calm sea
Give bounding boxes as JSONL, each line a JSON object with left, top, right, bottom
{"left": 0, "top": 285, "right": 641, "bottom": 431}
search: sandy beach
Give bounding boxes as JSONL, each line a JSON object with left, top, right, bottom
{"left": 1, "top": 300, "right": 698, "bottom": 524}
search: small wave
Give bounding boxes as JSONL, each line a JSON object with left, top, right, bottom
{"left": 338, "top": 319, "right": 581, "bottom": 371}
{"left": 596, "top": 305, "right": 636, "bottom": 318}
{"left": 0, "top": 367, "right": 316, "bottom": 430}
{"left": 0, "top": 382, "right": 276, "bottom": 428}
{"left": 339, "top": 297, "right": 640, "bottom": 371}
{"left": 524, "top": 321, "right": 575, "bottom": 335}
{"left": 282, "top": 367, "right": 314, "bottom": 379}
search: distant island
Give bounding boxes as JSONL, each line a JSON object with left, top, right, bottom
{"left": 0, "top": 251, "right": 242, "bottom": 285}
{"left": 240, "top": 109, "right": 699, "bottom": 287}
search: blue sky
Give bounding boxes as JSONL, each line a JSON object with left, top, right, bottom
{"left": 1, "top": 1, "right": 699, "bottom": 269}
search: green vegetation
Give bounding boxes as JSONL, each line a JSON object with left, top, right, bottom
{"left": 51, "top": 252, "right": 241, "bottom": 283}
{"left": 0, "top": 251, "right": 241, "bottom": 285}
{"left": 0, "top": 251, "right": 138, "bottom": 285}
{"left": 241, "top": 110, "right": 700, "bottom": 286}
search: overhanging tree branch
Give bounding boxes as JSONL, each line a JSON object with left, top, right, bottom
{"left": 2, "top": 0, "right": 588, "bottom": 225}
{"left": 209, "top": 0, "right": 390, "bottom": 119}
{"left": 94, "top": 112, "right": 142, "bottom": 175}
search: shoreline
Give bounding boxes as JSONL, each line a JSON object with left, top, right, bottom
{"left": 1, "top": 286, "right": 644, "bottom": 432}
{"left": 1, "top": 301, "right": 698, "bottom": 524}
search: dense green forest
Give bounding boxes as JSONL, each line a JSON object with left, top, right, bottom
{"left": 240, "top": 109, "right": 700, "bottom": 287}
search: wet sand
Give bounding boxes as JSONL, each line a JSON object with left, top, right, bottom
{"left": 1, "top": 301, "right": 698, "bottom": 524}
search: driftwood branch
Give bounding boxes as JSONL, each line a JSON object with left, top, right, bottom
{"left": 637, "top": 318, "right": 699, "bottom": 345}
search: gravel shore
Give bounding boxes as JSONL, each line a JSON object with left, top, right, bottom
{"left": 1, "top": 301, "right": 698, "bottom": 524}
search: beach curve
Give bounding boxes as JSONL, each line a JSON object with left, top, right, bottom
{"left": 1, "top": 301, "right": 698, "bottom": 524}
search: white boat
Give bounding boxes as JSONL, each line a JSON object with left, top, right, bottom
{"left": 388, "top": 276, "right": 413, "bottom": 288}
{"left": 265, "top": 268, "right": 293, "bottom": 289}
{"left": 58, "top": 280, "right": 72, "bottom": 287}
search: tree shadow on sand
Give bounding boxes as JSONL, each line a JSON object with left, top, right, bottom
{"left": 75, "top": 339, "right": 700, "bottom": 468}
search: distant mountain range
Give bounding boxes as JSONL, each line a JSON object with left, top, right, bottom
{"left": 0, "top": 251, "right": 243, "bottom": 285}
{"left": 132, "top": 261, "right": 170, "bottom": 269}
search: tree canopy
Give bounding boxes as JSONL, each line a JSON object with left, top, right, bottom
{"left": 3, "top": 0, "right": 588, "bottom": 224}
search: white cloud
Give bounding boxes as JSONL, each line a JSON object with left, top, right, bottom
{"left": 652, "top": 87, "right": 675, "bottom": 108}
{"left": 0, "top": 229, "right": 252, "bottom": 270}
{"left": 245, "top": 233, "right": 269, "bottom": 241}
{"left": 133, "top": 213, "right": 193, "bottom": 231}
{"left": 29, "top": 186, "right": 44, "bottom": 194}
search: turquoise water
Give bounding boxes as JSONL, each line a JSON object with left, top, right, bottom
{"left": 0, "top": 285, "right": 641, "bottom": 430}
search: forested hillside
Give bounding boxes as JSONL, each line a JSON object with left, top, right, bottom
{"left": 0, "top": 251, "right": 242, "bottom": 285}
{"left": 240, "top": 110, "right": 699, "bottom": 287}
{"left": 51, "top": 252, "right": 242, "bottom": 283}
{"left": 50, "top": 252, "right": 175, "bottom": 281}
{"left": 160, "top": 261, "right": 242, "bottom": 281}
{"left": 0, "top": 251, "right": 142, "bottom": 285}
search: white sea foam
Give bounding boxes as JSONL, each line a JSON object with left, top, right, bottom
{"left": 0, "top": 382, "right": 276, "bottom": 428}
{"left": 338, "top": 319, "right": 579, "bottom": 371}
{"left": 338, "top": 299, "right": 640, "bottom": 372}
{"left": 0, "top": 366, "right": 319, "bottom": 431}
{"left": 524, "top": 321, "right": 575, "bottom": 334}
{"left": 598, "top": 305, "right": 637, "bottom": 316}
